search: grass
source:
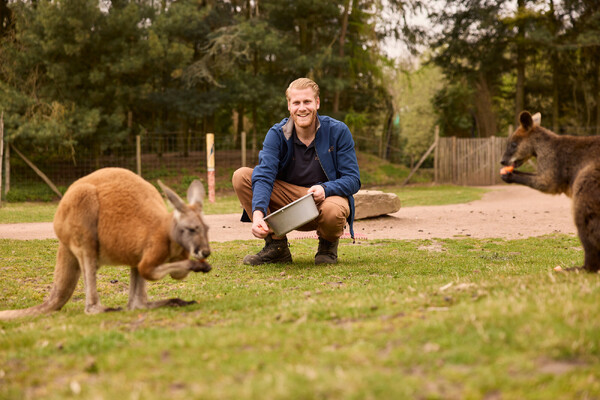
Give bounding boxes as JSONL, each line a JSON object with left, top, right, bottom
{"left": 0, "top": 185, "right": 488, "bottom": 224}
{"left": 1, "top": 235, "right": 599, "bottom": 399}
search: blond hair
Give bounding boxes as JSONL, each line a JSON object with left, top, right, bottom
{"left": 285, "top": 78, "right": 320, "bottom": 100}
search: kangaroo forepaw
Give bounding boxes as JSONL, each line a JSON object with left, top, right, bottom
{"left": 500, "top": 172, "right": 514, "bottom": 183}
{"left": 191, "top": 259, "right": 212, "bottom": 273}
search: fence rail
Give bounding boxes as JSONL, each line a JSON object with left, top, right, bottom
{"left": 1, "top": 132, "right": 516, "bottom": 199}
{"left": 435, "top": 136, "right": 508, "bottom": 186}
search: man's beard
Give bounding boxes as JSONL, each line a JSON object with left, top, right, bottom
{"left": 292, "top": 111, "right": 316, "bottom": 129}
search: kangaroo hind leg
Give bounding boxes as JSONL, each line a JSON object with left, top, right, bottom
{"left": 0, "top": 243, "right": 82, "bottom": 318}
{"left": 42, "top": 243, "right": 82, "bottom": 312}
{"left": 573, "top": 170, "right": 600, "bottom": 272}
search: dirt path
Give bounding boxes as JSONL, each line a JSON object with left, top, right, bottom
{"left": 0, "top": 185, "right": 576, "bottom": 242}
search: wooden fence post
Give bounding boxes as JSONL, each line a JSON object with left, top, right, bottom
{"left": 136, "top": 135, "right": 141, "bottom": 176}
{"left": 0, "top": 111, "right": 3, "bottom": 206}
{"left": 241, "top": 131, "right": 246, "bottom": 167}
{"left": 3, "top": 140, "right": 8, "bottom": 195}
{"left": 206, "top": 133, "right": 215, "bottom": 203}
{"left": 451, "top": 136, "right": 457, "bottom": 184}
{"left": 434, "top": 125, "right": 440, "bottom": 183}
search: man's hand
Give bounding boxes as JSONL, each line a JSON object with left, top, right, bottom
{"left": 308, "top": 185, "right": 325, "bottom": 202}
{"left": 251, "top": 210, "right": 270, "bottom": 238}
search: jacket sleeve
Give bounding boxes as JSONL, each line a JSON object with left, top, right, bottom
{"left": 321, "top": 123, "right": 361, "bottom": 198}
{"left": 251, "top": 126, "right": 284, "bottom": 215}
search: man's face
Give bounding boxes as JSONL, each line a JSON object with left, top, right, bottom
{"left": 287, "top": 88, "right": 320, "bottom": 130}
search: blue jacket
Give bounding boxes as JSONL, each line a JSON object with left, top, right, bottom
{"left": 248, "top": 114, "right": 361, "bottom": 238}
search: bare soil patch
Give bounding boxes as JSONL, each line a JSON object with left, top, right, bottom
{"left": 0, "top": 185, "right": 576, "bottom": 242}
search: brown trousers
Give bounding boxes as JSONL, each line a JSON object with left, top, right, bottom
{"left": 232, "top": 167, "right": 349, "bottom": 242}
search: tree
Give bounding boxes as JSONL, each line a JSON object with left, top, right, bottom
{"left": 430, "top": 0, "right": 512, "bottom": 137}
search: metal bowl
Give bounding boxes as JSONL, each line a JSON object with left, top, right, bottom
{"left": 263, "top": 193, "right": 319, "bottom": 236}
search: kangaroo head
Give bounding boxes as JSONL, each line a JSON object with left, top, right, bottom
{"left": 501, "top": 110, "right": 540, "bottom": 168}
{"left": 157, "top": 179, "right": 211, "bottom": 261}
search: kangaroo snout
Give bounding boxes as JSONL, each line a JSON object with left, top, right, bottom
{"left": 195, "top": 247, "right": 211, "bottom": 259}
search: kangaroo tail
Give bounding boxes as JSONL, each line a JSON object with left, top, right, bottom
{"left": 0, "top": 243, "right": 80, "bottom": 320}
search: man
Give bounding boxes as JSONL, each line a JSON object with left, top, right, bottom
{"left": 232, "top": 77, "right": 361, "bottom": 265}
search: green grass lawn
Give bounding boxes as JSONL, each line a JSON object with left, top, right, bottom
{"left": 1, "top": 235, "right": 599, "bottom": 399}
{"left": 0, "top": 185, "right": 488, "bottom": 223}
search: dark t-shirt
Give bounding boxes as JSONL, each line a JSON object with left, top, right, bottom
{"left": 279, "top": 131, "right": 328, "bottom": 187}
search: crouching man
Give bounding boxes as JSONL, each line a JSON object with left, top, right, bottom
{"left": 232, "top": 77, "right": 361, "bottom": 265}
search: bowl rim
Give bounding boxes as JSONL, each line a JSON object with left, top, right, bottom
{"left": 263, "top": 192, "right": 315, "bottom": 221}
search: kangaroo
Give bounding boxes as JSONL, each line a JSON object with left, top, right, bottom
{"left": 501, "top": 110, "right": 600, "bottom": 272}
{"left": 0, "top": 167, "right": 212, "bottom": 319}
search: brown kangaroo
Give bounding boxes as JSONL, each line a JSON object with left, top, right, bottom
{"left": 501, "top": 111, "right": 600, "bottom": 272}
{"left": 0, "top": 168, "right": 211, "bottom": 319}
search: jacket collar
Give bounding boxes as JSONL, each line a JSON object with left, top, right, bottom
{"left": 282, "top": 115, "right": 321, "bottom": 140}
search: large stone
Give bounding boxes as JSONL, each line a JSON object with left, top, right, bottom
{"left": 354, "top": 190, "right": 401, "bottom": 219}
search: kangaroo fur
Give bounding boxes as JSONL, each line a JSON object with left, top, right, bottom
{"left": 0, "top": 168, "right": 212, "bottom": 319}
{"left": 501, "top": 111, "right": 600, "bottom": 272}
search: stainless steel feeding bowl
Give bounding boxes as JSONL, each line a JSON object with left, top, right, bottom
{"left": 263, "top": 193, "right": 319, "bottom": 236}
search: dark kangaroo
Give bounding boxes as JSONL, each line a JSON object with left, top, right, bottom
{"left": 501, "top": 111, "right": 600, "bottom": 272}
{"left": 0, "top": 168, "right": 211, "bottom": 319}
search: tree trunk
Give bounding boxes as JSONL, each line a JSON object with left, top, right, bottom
{"left": 514, "top": 0, "right": 526, "bottom": 126}
{"left": 549, "top": 0, "right": 559, "bottom": 132}
{"left": 474, "top": 73, "right": 497, "bottom": 137}
{"left": 594, "top": 51, "right": 600, "bottom": 135}
{"left": 0, "top": 0, "right": 12, "bottom": 38}
{"left": 552, "top": 60, "right": 559, "bottom": 132}
{"left": 333, "top": 0, "right": 351, "bottom": 114}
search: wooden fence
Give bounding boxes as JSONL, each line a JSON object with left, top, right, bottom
{"left": 435, "top": 136, "right": 508, "bottom": 186}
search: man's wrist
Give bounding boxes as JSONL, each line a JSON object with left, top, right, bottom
{"left": 253, "top": 209, "right": 265, "bottom": 219}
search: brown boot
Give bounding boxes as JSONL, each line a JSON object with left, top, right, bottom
{"left": 315, "top": 238, "right": 339, "bottom": 265}
{"left": 243, "top": 235, "right": 292, "bottom": 265}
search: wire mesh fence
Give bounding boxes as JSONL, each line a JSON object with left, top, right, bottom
{"left": 3, "top": 128, "right": 409, "bottom": 198}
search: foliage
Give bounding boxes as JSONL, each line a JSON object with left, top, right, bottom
{"left": 391, "top": 63, "right": 445, "bottom": 163}
{"left": 1, "top": 235, "right": 600, "bottom": 398}
{"left": 429, "top": 0, "right": 600, "bottom": 137}
{"left": 0, "top": 0, "right": 424, "bottom": 168}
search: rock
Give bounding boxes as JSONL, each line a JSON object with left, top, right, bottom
{"left": 354, "top": 190, "right": 401, "bottom": 219}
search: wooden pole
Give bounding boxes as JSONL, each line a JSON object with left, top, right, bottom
{"left": 4, "top": 140, "right": 9, "bottom": 195}
{"left": 11, "top": 145, "right": 62, "bottom": 199}
{"left": 241, "top": 131, "right": 246, "bottom": 167}
{"left": 136, "top": 135, "right": 141, "bottom": 176}
{"left": 0, "top": 111, "right": 3, "bottom": 206}
{"left": 434, "top": 125, "right": 440, "bottom": 183}
{"left": 402, "top": 127, "right": 439, "bottom": 186}
{"left": 206, "top": 133, "right": 215, "bottom": 203}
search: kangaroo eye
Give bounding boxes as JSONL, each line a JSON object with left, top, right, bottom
{"left": 187, "top": 227, "right": 197, "bottom": 233}
{"left": 510, "top": 142, "right": 517, "bottom": 149}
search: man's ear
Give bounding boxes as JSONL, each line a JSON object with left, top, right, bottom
{"left": 316, "top": 96, "right": 320, "bottom": 110}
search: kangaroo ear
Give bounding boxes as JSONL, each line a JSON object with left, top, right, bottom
{"left": 157, "top": 180, "right": 187, "bottom": 213}
{"left": 532, "top": 112, "right": 541, "bottom": 126}
{"left": 187, "top": 180, "right": 205, "bottom": 208}
{"left": 519, "top": 111, "right": 534, "bottom": 130}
